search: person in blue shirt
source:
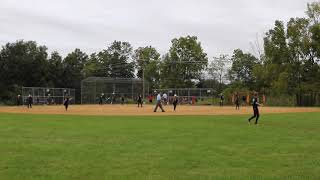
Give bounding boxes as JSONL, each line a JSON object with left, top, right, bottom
{"left": 154, "top": 93, "right": 165, "bottom": 112}
{"left": 248, "top": 93, "right": 260, "bottom": 125}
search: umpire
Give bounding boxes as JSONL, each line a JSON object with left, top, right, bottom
{"left": 154, "top": 93, "right": 165, "bottom": 112}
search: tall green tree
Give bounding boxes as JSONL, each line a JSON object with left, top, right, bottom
{"left": 264, "top": 20, "right": 290, "bottom": 65}
{"left": 63, "top": 48, "right": 88, "bottom": 88}
{"left": 228, "top": 49, "right": 259, "bottom": 90}
{"left": 263, "top": 20, "right": 295, "bottom": 95}
{"left": 287, "top": 17, "right": 312, "bottom": 95}
{"left": 209, "top": 54, "right": 230, "bottom": 93}
{"left": 105, "top": 41, "right": 135, "bottom": 78}
{"left": 83, "top": 53, "right": 105, "bottom": 77}
{"left": 133, "top": 46, "right": 161, "bottom": 90}
{"left": 306, "top": 2, "right": 320, "bottom": 24}
{"left": 62, "top": 49, "right": 88, "bottom": 103}
{"left": 161, "top": 36, "right": 208, "bottom": 88}
{"left": 305, "top": 2, "right": 320, "bottom": 92}
{"left": 85, "top": 41, "right": 135, "bottom": 78}
{"left": 47, "top": 51, "right": 64, "bottom": 87}
{"left": 0, "top": 40, "right": 49, "bottom": 101}
{"left": 0, "top": 40, "right": 48, "bottom": 92}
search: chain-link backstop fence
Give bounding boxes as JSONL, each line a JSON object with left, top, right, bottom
{"left": 153, "top": 88, "right": 216, "bottom": 105}
{"left": 81, "top": 77, "right": 149, "bottom": 104}
{"left": 21, "top": 87, "right": 75, "bottom": 105}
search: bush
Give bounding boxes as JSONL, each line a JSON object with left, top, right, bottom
{"left": 265, "top": 95, "right": 296, "bottom": 107}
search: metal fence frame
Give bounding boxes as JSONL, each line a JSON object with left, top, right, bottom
{"left": 81, "top": 77, "right": 149, "bottom": 104}
{"left": 21, "top": 87, "right": 75, "bottom": 105}
{"left": 153, "top": 88, "right": 216, "bottom": 105}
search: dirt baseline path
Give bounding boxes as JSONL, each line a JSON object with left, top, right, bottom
{"left": 0, "top": 105, "right": 319, "bottom": 116}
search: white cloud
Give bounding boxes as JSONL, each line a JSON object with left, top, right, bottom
{"left": 0, "top": 0, "right": 312, "bottom": 58}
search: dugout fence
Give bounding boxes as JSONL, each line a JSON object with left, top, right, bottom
{"left": 153, "top": 88, "right": 215, "bottom": 105}
{"left": 22, "top": 87, "right": 75, "bottom": 105}
{"left": 81, "top": 77, "right": 149, "bottom": 104}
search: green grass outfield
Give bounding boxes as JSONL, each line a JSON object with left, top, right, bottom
{"left": 0, "top": 113, "right": 319, "bottom": 180}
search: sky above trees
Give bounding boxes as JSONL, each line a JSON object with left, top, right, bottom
{"left": 0, "top": 0, "right": 311, "bottom": 57}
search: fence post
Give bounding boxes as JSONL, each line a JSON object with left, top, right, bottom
{"left": 21, "top": 86, "right": 24, "bottom": 105}
{"left": 80, "top": 81, "right": 83, "bottom": 104}
{"left": 188, "top": 88, "right": 190, "bottom": 104}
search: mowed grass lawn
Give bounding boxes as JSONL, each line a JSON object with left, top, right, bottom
{"left": 0, "top": 112, "right": 320, "bottom": 180}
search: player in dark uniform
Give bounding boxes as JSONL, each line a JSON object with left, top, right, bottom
{"left": 248, "top": 93, "right": 260, "bottom": 125}
{"left": 172, "top": 94, "right": 178, "bottom": 111}
{"left": 99, "top": 94, "right": 103, "bottom": 105}
{"left": 27, "top": 94, "right": 33, "bottom": 108}
{"left": 121, "top": 96, "right": 125, "bottom": 105}
{"left": 64, "top": 96, "right": 70, "bottom": 111}
{"left": 137, "top": 94, "right": 143, "bottom": 107}
{"left": 242, "top": 95, "right": 246, "bottom": 106}
{"left": 235, "top": 93, "right": 240, "bottom": 110}
{"left": 17, "top": 95, "right": 21, "bottom": 106}
{"left": 220, "top": 94, "right": 224, "bottom": 107}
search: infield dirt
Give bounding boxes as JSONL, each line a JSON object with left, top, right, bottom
{"left": 0, "top": 104, "right": 319, "bottom": 116}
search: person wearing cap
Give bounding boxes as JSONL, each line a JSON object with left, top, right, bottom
{"left": 64, "top": 96, "right": 70, "bottom": 111}
{"left": 99, "top": 94, "right": 103, "bottom": 105}
{"left": 248, "top": 93, "right": 261, "bottom": 125}
{"left": 163, "top": 93, "right": 168, "bottom": 105}
{"left": 137, "top": 94, "right": 143, "bottom": 107}
{"left": 17, "top": 94, "right": 21, "bottom": 106}
{"left": 121, "top": 95, "right": 125, "bottom": 105}
{"left": 154, "top": 93, "right": 165, "bottom": 112}
{"left": 27, "top": 94, "right": 33, "bottom": 108}
{"left": 235, "top": 92, "right": 240, "bottom": 110}
{"left": 172, "top": 94, "right": 178, "bottom": 111}
{"left": 220, "top": 94, "right": 224, "bottom": 107}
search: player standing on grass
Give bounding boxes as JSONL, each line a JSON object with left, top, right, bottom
{"left": 172, "top": 94, "right": 178, "bottom": 111}
{"left": 137, "top": 94, "right": 143, "bottom": 107}
{"left": 154, "top": 93, "right": 165, "bottom": 112}
{"left": 248, "top": 93, "right": 260, "bottom": 125}
{"left": 64, "top": 96, "right": 70, "bottom": 111}
{"left": 27, "top": 94, "right": 33, "bottom": 108}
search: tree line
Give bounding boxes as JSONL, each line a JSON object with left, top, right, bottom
{"left": 222, "top": 2, "right": 320, "bottom": 106}
{"left": 1, "top": 2, "right": 320, "bottom": 105}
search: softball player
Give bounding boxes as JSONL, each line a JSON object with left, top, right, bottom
{"left": 137, "top": 94, "right": 143, "bottom": 107}
{"left": 172, "top": 94, "right": 178, "bottom": 111}
{"left": 248, "top": 93, "right": 260, "bottom": 125}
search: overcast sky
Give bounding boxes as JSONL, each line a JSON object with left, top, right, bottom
{"left": 0, "top": 0, "right": 312, "bottom": 58}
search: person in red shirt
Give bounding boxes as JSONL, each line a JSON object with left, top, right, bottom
{"left": 148, "top": 95, "right": 153, "bottom": 103}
